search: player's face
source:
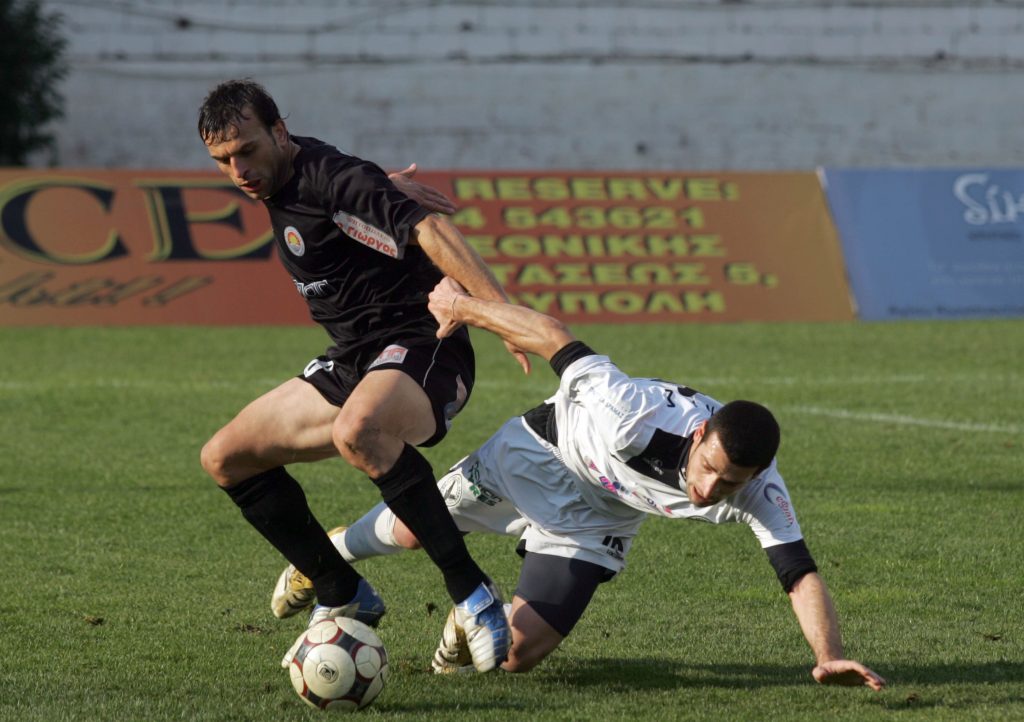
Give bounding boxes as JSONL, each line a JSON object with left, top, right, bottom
{"left": 204, "top": 109, "right": 292, "bottom": 199}
{"left": 683, "top": 426, "right": 760, "bottom": 507}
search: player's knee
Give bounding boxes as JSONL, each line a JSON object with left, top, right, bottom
{"left": 391, "top": 520, "right": 422, "bottom": 550}
{"left": 333, "top": 414, "right": 384, "bottom": 471}
{"left": 199, "top": 435, "right": 234, "bottom": 488}
{"left": 501, "top": 641, "right": 549, "bottom": 673}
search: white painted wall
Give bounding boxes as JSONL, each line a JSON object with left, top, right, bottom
{"left": 38, "top": 0, "right": 1024, "bottom": 170}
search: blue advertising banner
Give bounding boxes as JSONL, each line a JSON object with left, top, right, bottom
{"left": 822, "top": 168, "right": 1024, "bottom": 320}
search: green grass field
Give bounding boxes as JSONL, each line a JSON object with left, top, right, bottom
{"left": 1, "top": 320, "right": 1022, "bottom": 721}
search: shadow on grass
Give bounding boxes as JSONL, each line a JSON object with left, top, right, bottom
{"left": 543, "top": 658, "right": 805, "bottom": 690}
{"left": 375, "top": 659, "right": 1024, "bottom": 715}
{"left": 543, "top": 657, "right": 1024, "bottom": 692}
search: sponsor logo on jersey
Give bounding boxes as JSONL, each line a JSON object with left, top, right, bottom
{"left": 367, "top": 344, "right": 409, "bottom": 370}
{"left": 601, "top": 535, "right": 626, "bottom": 561}
{"left": 332, "top": 211, "right": 400, "bottom": 258}
{"left": 465, "top": 459, "right": 501, "bottom": 506}
{"left": 587, "top": 459, "right": 671, "bottom": 515}
{"left": 302, "top": 358, "right": 335, "bottom": 378}
{"left": 293, "top": 278, "right": 333, "bottom": 298}
{"left": 596, "top": 395, "right": 627, "bottom": 419}
{"left": 283, "top": 226, "right": 305, "bottom": 256}
{"left": 763, "top": 482, "right": 795, "bottom": 527}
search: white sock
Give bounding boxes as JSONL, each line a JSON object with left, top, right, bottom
{"left": 333, "top": 502, "right": 404, "bottom": 562}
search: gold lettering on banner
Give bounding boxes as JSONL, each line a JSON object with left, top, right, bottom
{"left": 135, "top": 180, "right": 273, "bottom": 261}
{"left": 453, "top": 177, "right": 740, "bottom": 202}
{"left": 508, "top": 290, "right": 727, "bottom": 315}
{"left": 516, "top": 291, "right": 557, "bottom": 313}
{"left": 143, "top": 276, "right": 214, "bottom": 305}
{"left": 464, "top": 234, "right": 724, "bottom": 259}
{"left": 486, "top": 263, "right": 711, "bottom": 286}
{"left": 0, "top": 177, "right": 127, "bottom": 264}
{"left": 502, "top": 206, "right": 705, "bottom": 231}
{"left": 0, "top": 272, "right": 211, "bottom": 307}
{"left": 449, "top": 207, "right": 487, "bottom": 229}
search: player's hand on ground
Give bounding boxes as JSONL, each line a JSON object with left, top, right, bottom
{"left": 389, "top": 163, "right": 457, "bottom": 215}
{"left": 812, "top": 659, "right": 887, "bottom": 691}
{"left": 428, "top": 276, "right": 468, "bottom": 338}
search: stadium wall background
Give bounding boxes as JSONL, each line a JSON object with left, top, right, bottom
{"left": 36, "top": 0, "right": 1024, "bottom": 171}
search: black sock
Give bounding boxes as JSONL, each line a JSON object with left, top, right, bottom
{"left": 372, "top": 444, "right": 486, "bottom": 602}
{"left": 223, "top": 467, "right": 361, "bottom": 607}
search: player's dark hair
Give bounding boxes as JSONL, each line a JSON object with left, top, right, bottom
{"left": 705, "top": 400, "right": 780, "bottom": 471}
{"left": 197, "top": 79, "right": 282, "bottom": 141}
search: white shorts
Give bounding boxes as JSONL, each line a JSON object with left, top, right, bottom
{"left": 437, "top": 417, "right": 645, "bottom": 575}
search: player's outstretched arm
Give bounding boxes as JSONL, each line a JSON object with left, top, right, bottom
{"left": 429, "top": 277, "right": 575, "bottom": 363}
{"left": 788, "top": 572, "right": 887, "bottom": 691}
{"left": 413, "top": 216, "right": 530, "bottom": 373}
{"left": 387, "top": 163, "right": 457, "bottom": 215}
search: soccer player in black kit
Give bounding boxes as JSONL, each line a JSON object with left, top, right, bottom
{"left": 197, "top": 79, "right": 526, "bottom": 672}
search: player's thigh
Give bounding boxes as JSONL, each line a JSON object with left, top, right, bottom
{"left": 203, "top": 377, "right": 340, "bottom": 476}
{"left": 334, "top": 369, "right": 436, "bottom": 448}
{"left": 435, "top": 455, "right": 530, "bottom": 536}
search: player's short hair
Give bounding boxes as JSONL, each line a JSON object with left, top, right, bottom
{"left": 197, "top": 78, "right": 282, "bottom": 142}
{"left": 705, "top": 400, "right": 780, "bottom": 471}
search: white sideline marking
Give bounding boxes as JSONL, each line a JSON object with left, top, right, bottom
{"left": 0, "top": 379, "right": 282, "bottom": 391}
{"left": 691, "top": 373, "right": 1019, "bottom": 387}
{"left": 787, "top": 405, "right": 1023, "bottom": 435}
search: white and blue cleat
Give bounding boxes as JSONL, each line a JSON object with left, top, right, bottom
{"left": 452, "top": 580, "right": 510, "bottom": 672}
{"left": 280, "top": 578, "right": 386, "bottom": 668}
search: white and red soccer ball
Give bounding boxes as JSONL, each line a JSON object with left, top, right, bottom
{"left": 288, "top": 617, "right": 389, "bottom": 712}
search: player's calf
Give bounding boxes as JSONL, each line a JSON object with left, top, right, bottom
{"left": 270, "top": 526, "right": 350, "bottom": 618}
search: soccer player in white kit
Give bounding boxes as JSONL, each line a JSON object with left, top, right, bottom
{"left": 272, "top": 277, "right": 886, "bottom": 691}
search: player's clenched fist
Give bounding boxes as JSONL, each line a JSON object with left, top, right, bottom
{"left": 428, "top": 276, "right": 469, "bottom": 338}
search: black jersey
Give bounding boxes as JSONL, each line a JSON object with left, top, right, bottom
{"left": 263, "top": 135, "right": 468, "bottom": 369}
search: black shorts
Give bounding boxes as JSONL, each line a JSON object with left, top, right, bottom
{"left": 513, "top": 546, "right": 613, "bottom": 637}
{"left": 298, "top": 336, "right": 475, "bottom": 447}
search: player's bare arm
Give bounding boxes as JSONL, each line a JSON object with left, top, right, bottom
{"left": 788, "top": 572, "right": 887, "bottom": 691}
{"left": 413, "top": 218, "right": 530, "bottom": 373}
{"left": 428, "top": 276, "right": 574, "bottom": 362}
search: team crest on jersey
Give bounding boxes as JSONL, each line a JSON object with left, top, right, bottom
{"left": 439, "top": 473, "right": 464, "bottom": 508}
{"left": 283, "top": 226, "right": 305, "bottom": 256}
{"left": 367, "top": 344, "right": 408, "bottom": 370}
{"left": 333, "top": 211, "right": 400, "bottom": 258}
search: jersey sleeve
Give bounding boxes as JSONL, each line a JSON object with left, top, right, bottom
{"left": 557, "top": 354, "right": 691, "bottom": 462}
{"left": 730, "top": 464, "right": 806, "bottom": 548}
{"left": 311, "top": 152, "right": 431, "bottom": 260}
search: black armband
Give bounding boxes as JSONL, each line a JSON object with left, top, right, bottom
{"left": 550, "top": 341, "right": 597, "bottom": 377}
{"left": 764, "top": 539, "right": 818, "bottom": 592}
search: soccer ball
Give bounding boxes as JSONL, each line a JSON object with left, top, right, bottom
{"left": 288, "top": 617, "right": 389, "bottom": 712}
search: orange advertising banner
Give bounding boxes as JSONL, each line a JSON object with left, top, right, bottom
{"left": 0, "top": 170, "right": 853, "bottom": 325}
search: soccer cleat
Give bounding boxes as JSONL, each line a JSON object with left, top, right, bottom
{"left": 270, "top": 526, "right": 346, "bottom": 619}
{"left": 431, "top": 608, "right": 475, "bottom": 674}
{"left": 453, "top": 580, "right": 510, "bottom": 673}
{"left": 280, "top": 577, "right": 387, "bottom": 668}
{"left": 271, "top": 565, "right": 315, "bottom": 619}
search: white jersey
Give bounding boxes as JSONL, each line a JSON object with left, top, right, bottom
{"left": 549, "top": 354, "right": 803, "bottom": 549}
